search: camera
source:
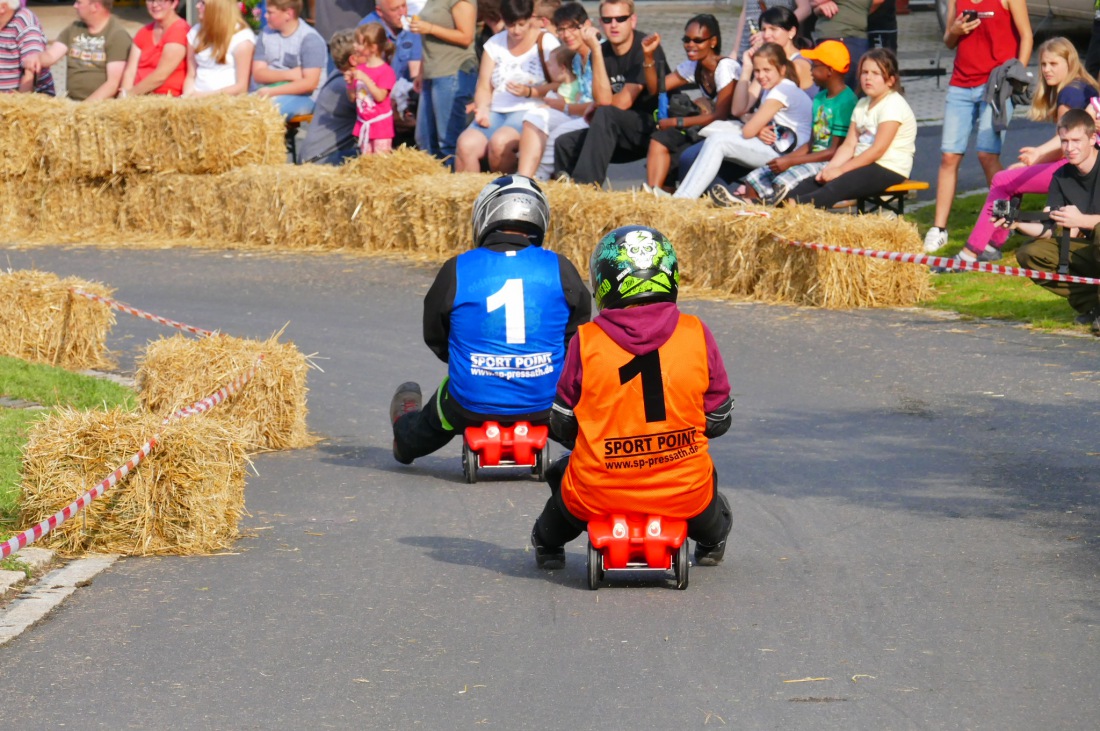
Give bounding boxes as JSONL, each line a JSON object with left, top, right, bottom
{"left": 962, "top": 9, "right": 978, "bottom": 21}
{"left": 991, "top": 198, "right": 1019, "bottom": 224}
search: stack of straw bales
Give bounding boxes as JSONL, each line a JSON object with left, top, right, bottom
{"left": 0, "top": 93, "right": 929, "bottom": 308}
{"left": 0, "top": 270, "right": 115, "bottom": 369}
{"left": 136, "top": 332, "right": 314, "bottom": 451}
{"left": 0, "top": 94, "right": 285, "bottom": 242}
{"left": 19, "top": 407, "right": 247, "bottom": 556}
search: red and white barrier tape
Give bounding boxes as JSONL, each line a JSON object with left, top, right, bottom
{"left": 719, "top": 208, "right": 1100, "bottom": 285}
{"left": 781, "top": 238, "right": 1100, "bottom": 285}
{"left": 163, "top": 355, "right": 264, "bottom": 424}
{"left": 0, "top": 358, "right": 263, "bottom": 560}
{"left": 70, "top": 288, "right": 217, "bottom": 337}
{"left": 1, "top": 439, "right": 157, "bottom": 560}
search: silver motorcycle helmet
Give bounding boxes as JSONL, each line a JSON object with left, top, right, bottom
{"left": 471, "top": 175, "right": 550, "bottom": 247}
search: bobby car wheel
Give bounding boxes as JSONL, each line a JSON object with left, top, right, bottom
{"left": 587, "top": 541, "right": 603, "bottom": 590}
{"left": 674, "top": 541, "right": 689, "bottom": 590}
{"left": 462, "top": 441, "right": 478, "bottom": 484}
{"left": 533, "top": 443, "right": 549, "bottom": 481}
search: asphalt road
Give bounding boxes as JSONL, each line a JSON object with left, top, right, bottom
{"left": 1, "top": 246, "right": 1098, "bottom": 729}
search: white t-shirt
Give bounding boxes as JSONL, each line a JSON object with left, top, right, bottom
{"left": 760, "top": 78, "right": 814, "bottom": 150}
{"left": 674, "top": 57, "right": 740, "bottom": 101}
{"left": 188, "top": 24, "right": 256, "bottom": 93}
{"left": 484, "top": 29, "right": 559, "bottom": 113}
{"left": 851, "top": 90, "right": 917, "bottom": 178}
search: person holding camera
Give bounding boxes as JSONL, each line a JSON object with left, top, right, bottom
{"left": 922, "top": 0, "right": 1032, "bottom": 254}
{"left": 1006, "top": 109, "right": 1100, "bottom": 334}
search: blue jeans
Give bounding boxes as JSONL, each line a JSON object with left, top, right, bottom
{"left": 941, "top": 83, "right": 1008, "bottom": 155}
{"left": 273, "top": 93, "right": 315, "bottom": 119}
{"left": 417, "top": 69, "right": 477, "bottom": 166}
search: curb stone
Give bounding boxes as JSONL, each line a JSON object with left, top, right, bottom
{"left": 0, "top": 554, "right": 119, "bottom": 647}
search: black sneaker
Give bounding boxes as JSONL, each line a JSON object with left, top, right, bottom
{"left": 389, "top": 382, "right": 421, "bottom": 424}
{"left": 694, "top": 540, "right": 726, "bottom": 567}
{"left": 531, "top": 522, "right": 565, "bottom": 569}
{"left": 707, "top": 184, "right": 747, "bottom": 208}
{"left": 390, "top": 382, "right": 421, "bottom": 465}
{"left": 1073, "top": 306, "right": 1100, "bottom": 326}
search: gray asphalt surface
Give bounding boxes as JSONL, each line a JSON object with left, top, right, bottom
{"left": 0, "top": 246, "right": 1097, "bottom": 729}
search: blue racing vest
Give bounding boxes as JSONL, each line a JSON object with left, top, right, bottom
{"left": 449, "top": 246, "right": 570, "bottom": 416}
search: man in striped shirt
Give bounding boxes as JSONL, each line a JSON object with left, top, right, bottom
{"left": 0, "top": 0, "right": 54, "bottom": 94}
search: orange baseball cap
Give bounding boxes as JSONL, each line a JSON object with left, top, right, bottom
{"left": 801, "top": 40, "right": 850, "bottom": 74}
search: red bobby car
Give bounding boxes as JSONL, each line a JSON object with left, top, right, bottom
{"left": 461, "top": 421, "right": 549, "bottom": 484}
{"left": 586, "top": 514, "right": 690, "bottom": 590}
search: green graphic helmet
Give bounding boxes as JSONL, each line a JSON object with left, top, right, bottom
{"left": 590, "top": 226, "right": 679, "bottom": 311}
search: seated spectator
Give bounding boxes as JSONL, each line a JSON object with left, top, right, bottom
{"left": 349, "top": 22, "right": 396, "bottom": 155}
{"left": 811, "top": 0, "right": 875, "bottom": 91}
{"left": 944, "top": 37, "right": 1100, "bottom": 268}
{"left": 673, "top": 42, "right": 812, "bottom": 201}
{"left": 516, "top": 1, "right": 602, "bottom": 180}
{"left": 751, "top": 6, "right": 812, "bottom": 92}
{"left": 720, "top": 39, "right": 855, "bottom": 205}
{"left": 183, "top": 0, "right": 255, "bottom": 97}
{"left": 553, "top": 0, "right": 667, "bottom": 186}
{"left": 1011, "top": 109, "right": 1100, "bottom": 333}
{"left": 0, "top": 0, "right": 55, "bottom": 95}
{"left": 533, "top": 0, "right": 561, "bottom": 33}
{"left": 297, "top": 28, "right": 358, "bottom": 164}
{"left": 784, "top": 47, "right": 916, "bottom": 207}
{"left": 309, "top": 0, "right": 375, "bottom": 49}
{"left": 361, "top": 0, "right": 423, "bottom": 147}
{"left": 32, "top": 0, "right": 131, "bottom": 101}
{"left": 640, "top": 14, "right": 738, "bottom": 194}
{"left": 120, "top": 0, "right": 190, "bottom": 97}
{"left": 454, "top": 0, "right": 558, "bottom": 173}
{"left": 252, "top": 0, "right": 328, "bottom": 117}
{"left": 731, "top": 0, "right": 811, "bottom": 58}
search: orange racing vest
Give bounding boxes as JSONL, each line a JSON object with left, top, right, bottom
{"left": 561, "top": 314, "right": 713, "bottom": 522}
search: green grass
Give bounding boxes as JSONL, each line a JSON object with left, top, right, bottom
{"left": 909, "top": 192, "right": 1087, "bottom": 330}
{"left": 0, "top": 356, "right": 137, "bottom": 529}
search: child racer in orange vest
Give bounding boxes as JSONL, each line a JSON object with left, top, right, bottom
{"left": 530, "top": 225, "right": 735, "bottom": 570}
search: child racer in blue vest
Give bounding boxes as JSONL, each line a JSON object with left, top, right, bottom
{"left": 389, "top": 175, "right": 592, "bottom": 465}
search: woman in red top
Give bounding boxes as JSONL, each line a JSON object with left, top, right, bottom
{"left": 120, "top": 0, "right": 191, "bottom": 97}
{"left": 922, "top": 0, "right": 1032, "bottom": 253}
{"left": 530, "top": 225, "right": 735, "bottom": 571}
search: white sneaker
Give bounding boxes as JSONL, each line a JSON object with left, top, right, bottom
{"left": 923, "top": 227, "right": 949, "bottom": 253}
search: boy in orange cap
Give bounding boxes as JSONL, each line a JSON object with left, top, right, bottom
{"left": 715, "top": 39, "right": 858, "bottom": 206}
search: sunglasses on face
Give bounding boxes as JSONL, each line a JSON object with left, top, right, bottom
{"left": 556, "top": 23, "right": 580, "bottom": 33}
{"left": 682, "top": 35, "right": 712, "bottom": 44}
{"left": 600, "top": 14, "right": 631, "bottom": 25}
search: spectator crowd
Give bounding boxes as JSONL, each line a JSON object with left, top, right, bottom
{"left": 2, "top": 0, "right": 1100, "bottom": 330}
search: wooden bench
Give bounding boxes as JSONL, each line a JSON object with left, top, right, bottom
{"left": 833, "top": 180, "right": 930, "bottom": 217}
{"left": 286, "top": 113, "right": 314, "bottom": 162}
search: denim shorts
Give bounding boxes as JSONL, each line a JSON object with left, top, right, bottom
{"left": 940, "top": 83, "right": 1008, "bottom": 155}
{"left": 464, "top": 110, "right": 528, "bottom": 141}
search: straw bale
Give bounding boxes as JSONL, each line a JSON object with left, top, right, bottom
{"left": 340, "top": 145, "right": 448, "bottom": 183}
{"left": 136, "top": 332, "right": 314, "bottom": 451}
{"left": 541, "top": 181, "right": 931, "bottom": 308}
{"left": 28, "top": 177, "right": 127, "bottom": 241}
{"left": 0, "top": 94, "right": 70, "bottom": 178}
{"left": 37, "top": 96, "right": 286, "bottom": 182}
{"left": 121, "top": 165, "right": 379, "bottom": 249}
{"left": 391, "top": 171, "right": 490, "bottom": 255}
{"left": 18, "top": 407, "right": 247, "bottom": 556}
{"left": 0, "top": 270, "right": 115, "bottom": 370}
